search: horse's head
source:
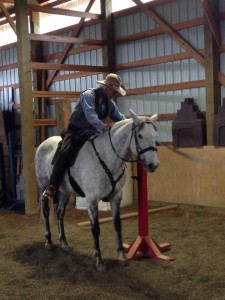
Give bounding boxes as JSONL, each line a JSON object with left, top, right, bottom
{"left": 129, "top": 109, "right": 159, "bottom": 172}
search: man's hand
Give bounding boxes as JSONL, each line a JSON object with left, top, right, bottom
{"left": 103, "top": 122, "right": 114, "bottom": 132}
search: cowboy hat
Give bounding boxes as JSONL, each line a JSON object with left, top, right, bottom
{"left": 97, "top": 73, "right": 126, "bottom": 96}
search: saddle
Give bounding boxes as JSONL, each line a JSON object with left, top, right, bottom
{"left": 52, "top": 129, "right": 96, "bottom": 197}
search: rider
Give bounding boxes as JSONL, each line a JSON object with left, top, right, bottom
{"left": 42, "top": 73, "right": 127, "bottom": 200}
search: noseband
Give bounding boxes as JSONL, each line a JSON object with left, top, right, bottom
{"left": 109, "top": 121, "right": 157, "bottom": 163}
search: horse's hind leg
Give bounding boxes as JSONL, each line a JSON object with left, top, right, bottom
{"left": 110, "top": 196, "right": 128, "bottom": 266}
{"left": 87, "top": 200, "right": 106, "bottom": 272}
{"left": 41, "top": 195, "right": 53, "bottom": 249}
{"left": 57, "top": 192, "right": 69, "bottom": 249}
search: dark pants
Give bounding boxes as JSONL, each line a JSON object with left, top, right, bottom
{"left": 49, "top": 124, "right": 94, "bottom": 189}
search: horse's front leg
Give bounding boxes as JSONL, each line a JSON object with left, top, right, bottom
{"left": 110, "top": 195, "right": 129, "bottom": 267}
{"left": 57, "top": 192, "right": 69, "bottom": 249}
{"left": 87, "top": 200, "right": 106, "bottom": 272}
{"left": 41, "top": 195, "right": 53, "bottom": 249}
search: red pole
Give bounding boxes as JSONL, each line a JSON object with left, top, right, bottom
{"left": 137, "top": 162, "right": 149, "bottom": 236}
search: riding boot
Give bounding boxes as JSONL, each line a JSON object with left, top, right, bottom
{"left": 43, "top": 185, "right": 57, "bottom": 199}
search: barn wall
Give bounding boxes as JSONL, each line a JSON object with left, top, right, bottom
{"left": 148, "top": 146, "right": 225, "bottom": 209}
{"left": 0, "top": 1, "right": 224, "bottom": 206}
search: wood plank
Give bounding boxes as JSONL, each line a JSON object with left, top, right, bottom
{"left": 33, "top": 119, "right": 57, "bottom": 126}
{"left": 15, "top": 0, "right": 38, "bottom": 214}
{"left": 51, "top": 71, "right": 103, "bottom": 82}
{"left": 28, "top": 4, "right": 102, "bottom": 20}
{"left": 114, "top": 18, "right": 204, "bottom": 45}
{"left": 126, "top": 80, "right": 205, "bottom": 95}
{"left": 29, "top": 33, "right": 105, "bottom": 46}
{"left": 44, "top": 45, "right": 101, "bottom": 61}
{"left": 31, "top": 62, "right": 108, "bottom": 72}
{"left": 32, "top": 90, "right": 80, "bottom": 98}
{"left": 116, "top": 50, "right": 204, "bottom": 70}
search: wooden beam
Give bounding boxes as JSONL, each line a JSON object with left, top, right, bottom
{"left": 45, "top": 0, "right": 96, "bottom": 88}
{"left": 51, "top": 71, "right": 103, "bottom": 82}
{"left": 15, "top": 0, "right": 38, "bottom": 215}
{"left": 34, "top": 118, "right": 56, "bottom": 126}
{"left": 127, "top": 80, "right": 205, "bottom": 95}
{"left": 31, "top": 62, "right": 108, "bottom": 73}
{"left": 44, "top": 45, "right": 101, "bottom": 61}
{"left": 77, "top": 204, "right": 178, "bottom": 226}
{"left": 200, "top": 0, "right": 221, "bottom": 50}
{"left": 29, "top": 33, "right": 105, "bottom": 46}
{"left": 32, "top": 90, "right": 80, "bottom": 98}
{"left": 114, "top": 18, "right": 204, "bottom": 45}
{"left": 116, "top": 50, "right": 205, "bottom": 70}
{"left": 101, "top": 0, "right": 114, "bottom": 73}
{"left": 39, "top": 0, "right": 75, "bottom": 7}
{"left": 0, "top": 0, "right": 16, "bottom": 33}
{"left": 204, "top": 0, "right": 221, "bottom": 145}
{"left": 28, "top": 4, "right": 102, "bottom": 20}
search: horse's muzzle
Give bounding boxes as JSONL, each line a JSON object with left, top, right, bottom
{"left": 146, "top": 162, "right": 159, "bottom": 172}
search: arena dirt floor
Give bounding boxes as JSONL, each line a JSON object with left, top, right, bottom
{"left": 0, "top": 199, "right": 225, "bottom": 300}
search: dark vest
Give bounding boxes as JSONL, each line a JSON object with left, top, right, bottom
{"left": 69, "top": 87, "right": 112, "bottom": 129}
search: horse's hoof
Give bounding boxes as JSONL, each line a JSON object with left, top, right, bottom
{"left": 45, "top": 242, "right": 54, "bottom": 250}
{"left": 61, "top": 241, "right": 70, "bottom": 250}
{"left": 96, "top": 261, "right": 106, "bottom": 272}
{"left": 118, "top": 252, "right": 129, "bottom": 267}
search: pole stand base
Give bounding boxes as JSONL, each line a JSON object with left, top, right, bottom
{"left": 123, "top": 235, "right": 174, "bottom": 261}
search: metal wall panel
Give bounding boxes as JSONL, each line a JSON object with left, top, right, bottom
{"left": 220, "top": 0, "right": 225, "bottom": 11}
{"left": 113, "top": 0, "right": 208, "bottom": 141}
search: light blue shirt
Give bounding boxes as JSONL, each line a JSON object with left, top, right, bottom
{"left": 79, "top": 89, "right": 125, "bottom": 133}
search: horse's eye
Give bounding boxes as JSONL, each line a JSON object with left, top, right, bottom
{"left": 138, "top": 134, "right": 143, "bottom": 138}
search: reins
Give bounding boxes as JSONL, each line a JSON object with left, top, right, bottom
{"left": 89, "top": 119, "right": 158, "bottom": 195}
{"left": 90, "top": 139, "right": 126, "bottom": 194}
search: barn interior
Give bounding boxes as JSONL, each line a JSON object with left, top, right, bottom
{"left": 0, "top": 1, "right": 225, "bottom": 299}
{"left": 0, "top": 0, "right": 224, "bottom": 214}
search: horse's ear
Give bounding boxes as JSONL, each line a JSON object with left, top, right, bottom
{"left": 129, "top": 109, "right": 141, "bottom": 125}
{"left": 150, "top": 114, "right": 158, "bottom": 122}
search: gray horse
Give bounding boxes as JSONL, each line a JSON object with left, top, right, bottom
{"left": 34, "top": 110, "right": 159, "bottom": 271}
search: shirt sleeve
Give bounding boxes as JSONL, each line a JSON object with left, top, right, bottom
{"left": 80, "top": 92, "right": 106, "bottom": 132}
{"left": 109, "top": 100, "right": 126, "bottom": 121}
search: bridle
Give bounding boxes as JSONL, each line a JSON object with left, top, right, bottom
{"left": 89, "top": 120, "right": 157, "bottom": 195}
{"left": 108, "top": 121, "right": 157, "bottom": 163}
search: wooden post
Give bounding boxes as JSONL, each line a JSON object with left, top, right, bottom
{"left": 100, "top": 0, "right": 114, "bottom": 73}
{"left": 204, "top": 0, "right": 221, "bottom": 145}
{"left": 55, "top": 98, "right": 71, "bottom": 135}
{"left": 15, "top": 0, "right": 38, "bottom": 214}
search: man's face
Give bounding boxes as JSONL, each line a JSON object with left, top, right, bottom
{"left": 105, "top": 87, "right": 119, "bottom": 100}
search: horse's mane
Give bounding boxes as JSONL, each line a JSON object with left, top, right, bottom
{"left": 112, "top": 118, "right": 131, "bottom": 130}
{"left": 112, "top": 115, "right": 148, "bottom": 131}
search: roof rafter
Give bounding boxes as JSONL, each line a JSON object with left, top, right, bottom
{"left": 200, "top": 0, "right": 221, "bottom": 50}
{"left": 28, "top": 4, "right": 101, "bottom": 20}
